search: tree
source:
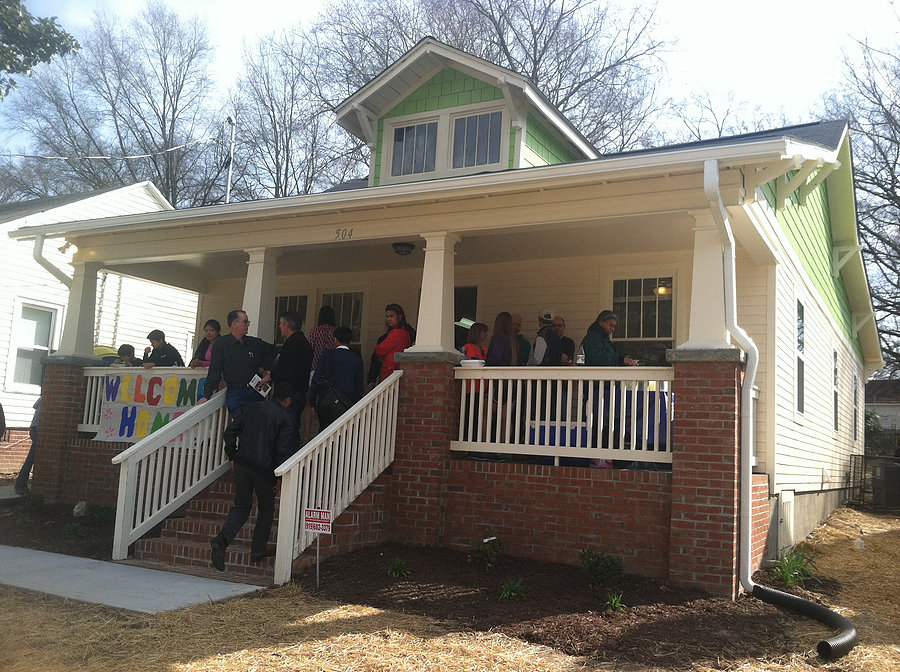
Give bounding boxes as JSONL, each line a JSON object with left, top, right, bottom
{"left": 826, "top": 37, "right": 900, "bottom": 375}
{"left": 671, "top": 91, "right": 790, "bottom": 143}
{"left": 0, "top": 0, "right": 78, "bottom": 99}
{"left": 303, "top": 0, "right": 667, "bottom": 154}
{"left": 0, "top": 1, "right": 228, "bottom": 207}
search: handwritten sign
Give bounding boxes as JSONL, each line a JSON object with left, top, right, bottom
{"left": 93, "top": 372, "right": 205, "bottom": 443}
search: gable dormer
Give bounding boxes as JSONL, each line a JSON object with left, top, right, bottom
{"left": 334, "top": 37, "right": 598, "bottom": 187}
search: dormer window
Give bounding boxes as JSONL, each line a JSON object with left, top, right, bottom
{"left": 381, "top": 103, "right": 508, "bottom": 184}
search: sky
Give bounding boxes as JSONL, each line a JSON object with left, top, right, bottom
{"left": 20, "top": 0, "right": 900, "bottom": 127}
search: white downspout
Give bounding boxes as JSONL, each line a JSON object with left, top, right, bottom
{"left": 33, "top": 234, "right": 72, "bottom": 288}
{"left": 703, "top": 159, "right": 760, "bottom": 593}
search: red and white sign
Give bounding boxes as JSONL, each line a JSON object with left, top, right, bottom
{"left": 303, "top": 508, "right": 332, "bottom": 534}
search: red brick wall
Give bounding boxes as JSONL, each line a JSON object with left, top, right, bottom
{"left": 0, "top": 430, "right": 31, "bottom": 473}
{"left": 668, "top": 358, "right": 742, "bottom": 598}
{"left": 751, "top": 475, "right": 771, "bottom": 572}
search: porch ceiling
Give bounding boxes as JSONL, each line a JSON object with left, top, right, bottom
{"left": 106, "top": 210, "right": 697, "bottom": 286}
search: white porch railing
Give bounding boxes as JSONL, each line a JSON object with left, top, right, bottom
{"left": 272, "top": 370, "right": 403, "bottom": 585}
{"left": 452, "top": 366, "right": 674, "bottom": 465}
{"left": 80, "top": 366, "right": 208, "bottom": 432}
{"left": 110, "top": 390, "right": 230, "bottom": 560}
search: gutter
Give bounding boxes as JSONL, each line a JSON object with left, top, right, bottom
{"left": 32, "top": 234, "right": 72, "bottom": 288}
{"left": 703, "top": 159, "right": 857, "bottom": 660}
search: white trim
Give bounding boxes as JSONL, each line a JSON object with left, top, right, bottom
{"left": 4, "top": 297, "right": 65, "bottom": 394}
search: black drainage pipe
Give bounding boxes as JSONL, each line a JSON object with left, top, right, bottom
{"left": 752, "top": 584, "right": 858, "bottom": 660}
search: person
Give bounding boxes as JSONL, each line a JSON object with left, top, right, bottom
{"left": 303, "top": 306, "right": 336, "bottom": 439}
{"left": 189, "top": 319, "right": 221, "bottom": 368}
{"left": 511, "top": 314, "right": 530, "bottom": 366}
{"left": 553, "top": 316, "right": 576, "bottom": 365}
{"left": 582, "top": 310, "right": 638, "bottom": 367}
{"left": 270, "top": 310, "right": 313, "bottom": 441}
{"left": 309, "top": 326, "right": 365, "bottom": 431}
{"left": 461, "top": 321, "right": 489, "bottom": 391}
{"left": 15, "top": 398, "right": 40, "bottom": 495}
{"left": 112, "top": 344, "right": 143, "bottom": 367}
{"left": 199, "top": 310, "right": 277, "bottom": 421}
{"left": 374, "top": 303, "right": 413, "bottom": 382}
{"left": 142, "top": 330, "right": 185, "bottom": 368}
{"left": 528, "top": 308, "right": 563, "bottom": 366}
{"left": 483, "top": 312, "right": 519, "bottom": 446}
{"left": 209, "top": 391, "right": 297, "bottom": 571}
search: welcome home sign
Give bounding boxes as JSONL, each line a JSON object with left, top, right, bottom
{"left": 94, "top": 372, "right": 205, "bottom": 443}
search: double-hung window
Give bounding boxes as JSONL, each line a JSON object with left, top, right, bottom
{"left": 610, "top": 276, "right": 674, "bottom": 366}
{"left": 796, "top": 300, "right": 805, "bottom": 415}
{"left": 12, "top": 303, "right": 60, "bottom": 388}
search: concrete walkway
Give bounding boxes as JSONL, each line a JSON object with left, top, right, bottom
{"left": 0, "top": 542, "right": 262, "bottom": 614}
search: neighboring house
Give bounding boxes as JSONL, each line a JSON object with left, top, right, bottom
{"left": 0, "top": 183, "right": 199, "bottom": 470}
{"left": 7, "top": 39, "right": 881, "bottom": 594}
{"left": 866, "top": 380, "right": 900, "bottom": 429}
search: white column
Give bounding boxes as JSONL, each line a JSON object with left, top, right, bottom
{"left": 242, "top": 247, "right": 279, "bottom": 342}
{"left": 56, "top": 261, "right": 101, "bottom": 358}
{"left": 680, "top": 212, "right": 731, "bottom": 349}
{"left": 407, "top": 231, "right": 460, "bottom": 353}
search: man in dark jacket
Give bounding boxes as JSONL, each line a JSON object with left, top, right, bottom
{"left": 309, "top": 326, "right": 364, "bottom": 431}
{"left": 210, "top": 392, "right": 296, "bottom": 570}
{"left": 270, "top": 310, "right": 313, "bottom": 440}
{"left": 142, "top": 330, "right": 184, "bottom": 368}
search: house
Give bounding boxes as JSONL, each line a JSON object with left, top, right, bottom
{"left": 866, "top": 380, "right": 900, "bottom": 430}
{"left": 0, "top": 183, "right": 199, "bottom": 473}
{"left": 7, "top": 38, "right": 881, "bottom": 597}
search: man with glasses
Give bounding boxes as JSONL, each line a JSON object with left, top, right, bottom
{"left": 199, "top": 309, "right": 277, "bottom": 420}
{"left": 552, "top": 316, "right": 576, "bottom": 366}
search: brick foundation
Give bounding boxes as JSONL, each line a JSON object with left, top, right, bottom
{"left": 0, "top": 430, "right": 32, "bottom": 473}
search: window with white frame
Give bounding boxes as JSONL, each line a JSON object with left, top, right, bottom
{"left": 321, "top": 291, "right": 364, "bottom": 348}
{"left": 274, "top": 295, "right": 308, "bottom": 346}
{"left": 853, "top": 374, "right": 859, "bottom": 441}
{"left": 611, "top": 276, "right": 674, "bottom": 366}
{"left": 12, "top": 303, "right": 59, "bottom": 387}
{"left": 833, "top": 350, "right": 839, "bottom": 432}
{"left": 452, "top": 111, "right": 502, "bottom": 169}
{"left": 796, "top": 300, "right": 805, "bottom": 414}
{"left": 391, "top": 121, "right": 438, "bottom": 177}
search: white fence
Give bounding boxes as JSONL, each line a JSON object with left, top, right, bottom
{"left": 80, "top": 366, "right": 208, "bottom": 432}
{"left": 272, "top": 371, "right": 403, "bottom": 585}
{"left": 452, "top": 366, "right": 674, "bottom": 465}
{"left": 110, "top": 391, "right": 230, "bottom": 560}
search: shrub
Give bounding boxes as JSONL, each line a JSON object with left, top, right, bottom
{"left": 770, "top": 546, "right": 817, "bottom": 587}
{"left": 387, "top": 557, "right": 410, "bottom": 577}
{"left": 63, "top": 522, "right": 86, "bottom": 538}
{"left": 499, "top": 577, "right": 525, "bottom": 600}
{"left": 603, "top": 591, "right": 627, "bottom": 612}
{"left": 580, "top": 549, "right": 624, "bottom": 585}
{"left": 84, "top": 503, "right": 116, "bottom": 527}
{"left": 468, "top": 536, "right": 504, "bottom": 569}
{"left": 16, "top": 490, "right": 45, "bottom": 523}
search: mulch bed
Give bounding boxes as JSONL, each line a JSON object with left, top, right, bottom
{"left": 296, "top": 543, "right": 817, "bottom": 667}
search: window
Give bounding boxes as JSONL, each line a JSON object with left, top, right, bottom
{"left": 853, "top": 374, "right": 859, "bottom": 441}
{"left": 611, "top": 276, "right": 673, "bottom": 366}
{"left": 796, "top": 300, "right": 805, "bottom": 414}
{"left": 321, "top": 291, "right": 364, "bottom": 348}
{"left": 833, "top": 350, "right": 839, "bottom": 432}
{"left": 391, "top": 121, "right": 438, "bottom": 177}
{"left": 454, "top": 286, "right": 478, "bottom": 350}
{"left": 274, "top": 295, "right": 308, "bottom": 346}
{"left": 13, "top": 304, "right": 58, "bottom": 386}
{"left": 452, "top": 112, "right": 502, "bottom": 169}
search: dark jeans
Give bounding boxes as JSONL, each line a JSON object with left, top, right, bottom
{"left": 219, "top": 463, "right": 276, "bottom": 554}
{"left": 15, "top": 428, "right": 37, "bottom": 491}
{"left": 226, "top": 387, "right": 262, "bottom": 420}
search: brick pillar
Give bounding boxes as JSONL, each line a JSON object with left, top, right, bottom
{"left": 33, "top": 356, "right": 98, "bottom": 502}
{"left": 389, "top": 352, "right": 460, "bottom": 546}
{"left": 667, "top": 349, "right": 743, "bottom": 598}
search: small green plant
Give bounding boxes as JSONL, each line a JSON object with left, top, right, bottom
{"left": 603, "top": 591, "right": 627, "bottom": 613}
{"left": 386, "top": 557, "right": 410, "bottom": 577}
{"left": 84, "top": 503, "right": 116, "bottom": 527}
{"left": 62, "top": 522, "right": 86, "bottom": 538}
{"left": 468, "top": 535, "right": 505, "bottom": 569}
{"left": 16, "top": 490, "right": 45, "bottom": 523}
{"left": 770, "top": 546, "right": 817, "bottom": 587}
{"left": 499, "top": 577, "right": 525, "bottom": 600}
{"left": 580, "top": 549, "right": 624, "bottom": 585}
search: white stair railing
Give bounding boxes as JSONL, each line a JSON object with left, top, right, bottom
{"left": 111, "top": 390, "right": 230, "bottom": 560}
{"left": 272, "top": 370, "right": 403, "bottom": 585}
{"left": 453, "top": 366, "right": 674, "bottom": 465}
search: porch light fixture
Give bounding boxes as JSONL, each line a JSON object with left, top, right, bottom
{"left": 392, "top": 241, "right": 415, "bottom": 256}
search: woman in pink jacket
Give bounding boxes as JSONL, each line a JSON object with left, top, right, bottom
{"left": 374, "top": 303, "right": 413, "bottom": 381}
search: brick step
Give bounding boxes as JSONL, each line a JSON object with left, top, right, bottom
{"left": 134, "top": 537, "right": 276, "bottom": 583}
{"left": 117, "top": 557, "right": 273, "bottom": 587}
{"left": 158, "top": 516, "right": 282, "bottom": 545}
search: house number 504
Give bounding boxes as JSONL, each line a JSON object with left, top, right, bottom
{"left": 334, "top": 228, "right": 353, "bottom": 240}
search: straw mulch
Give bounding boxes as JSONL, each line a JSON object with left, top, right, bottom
{"left": 1, "top": 506, "right": 899, "bottom": 672}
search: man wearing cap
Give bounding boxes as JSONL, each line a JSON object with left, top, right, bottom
{"left": 142, "top": 330, "right": 185, "bottom": 368}
{"left": 528, "top": 308, "right": 562, "bottom": 366}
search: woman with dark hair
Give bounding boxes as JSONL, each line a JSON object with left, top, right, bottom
{"left": 485, "top": 312, "right": 518, "bottom": 366}
{"left": 189, "top": 319, "right": 221, "bottom": 368}
{"left": 374, "top": 303, "right": 413, "bottom": 382}
{"left": 462, "top": 322, "right": 489, "bottom": 361}
{"left": 582, "top": 310, "right": 637, "bottom": 367}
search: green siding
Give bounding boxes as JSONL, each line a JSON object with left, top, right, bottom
{"left": 525, "top": 113, "right": 577, "bottom": 165}
{"left": 763, "top": 179, "right": 861, "bottom": 356}
{"left": 374, "top": 68, "right": 505, "bottom": 186}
